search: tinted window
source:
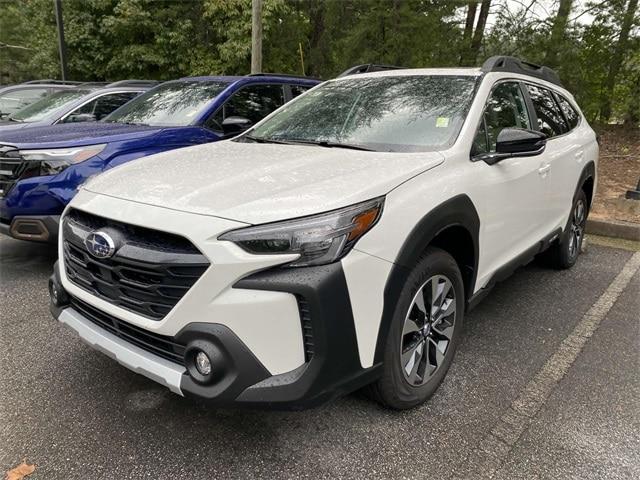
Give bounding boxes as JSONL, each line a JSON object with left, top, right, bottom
{"left": 248, "top": 76, "right": 478, "bottom": 152}
{"left": 65, "top": 92, "right": 140, "bottom": 122}
{"left": 0, "top": 87, "right": 49, "bottom": 115}
{"left": 104, "top": 81, "right": 229, "bottom": 126}
{"left": 556, "top": 94, "right": 580, "bottom": 130}
{"left": 526, "top": 84, "right": 568, "bottom": 137}
{"left": 473, "top": 81, "right": 531, "bottom": 155}
{"left": 208, "top": 84, "right": 285, "bottom": 130}
{"left": 290, "top": 85, "right": 310, "bottom": 98}
{"left": 9, "top": 89, "right": 88, "bottom": 122}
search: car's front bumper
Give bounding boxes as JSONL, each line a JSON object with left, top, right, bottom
{"left": 50, "top": 258, "right": 382, "bottom": 409}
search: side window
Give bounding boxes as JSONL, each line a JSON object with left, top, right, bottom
{"left": 290, "top": 85, "right": 309, "bottom": 98}
{"left": 65, "top": 92, "right": 140, "bottom": 122}
{"left": 207, "top": 84, "right": 285, "bottom": 131}
{"left": 473, "top": 81, "right": 531, "bottom": 154}
{"left": 555, "top": 94, "right": 580, "bottom": 130}
{"left": 526, "top": 84, "right": 568, "bottom": 137}
{"left": 93, "top": 92, "right": 139, "bottom": 120}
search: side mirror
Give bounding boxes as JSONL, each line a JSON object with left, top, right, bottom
{"left": 222, "top": 116, "right": 252, "bottom": 135}
{"left": 478, "top": 128, "right": 547, "bottom": 165}
{"left": 65, "top": 113, "right": 97, "bottom": 123}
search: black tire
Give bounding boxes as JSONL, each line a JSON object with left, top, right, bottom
{"left": 367, "top": 247, "right": 465, "bottom": 410}
{"left": 543, "top": 189, "right": 588, "bottom": 270}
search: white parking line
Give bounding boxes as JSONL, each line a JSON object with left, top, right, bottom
{"left": 457, "top": 251, "right": 640, "bottom": 479}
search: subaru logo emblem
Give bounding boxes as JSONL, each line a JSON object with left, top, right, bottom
{"left": 85, "top": 231, "right": 116, "bottom": 259}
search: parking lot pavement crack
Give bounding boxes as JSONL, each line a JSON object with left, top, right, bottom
{"left": 454, "top": 251, "right": 640, "bottom": 480}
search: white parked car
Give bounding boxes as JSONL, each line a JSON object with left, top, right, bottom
{"left": 49, "top": 57, "right": 597, "bottom": 409}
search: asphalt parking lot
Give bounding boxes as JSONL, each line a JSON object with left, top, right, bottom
{"left": 1, "top": 236, "right": 638, "bottom": 479}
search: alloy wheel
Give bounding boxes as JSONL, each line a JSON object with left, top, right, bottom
{"left": 400, "top": 275, "right": 456, "bottom": 386}
{"left": 568, "top": 198, "right": 586, "bottom": 259}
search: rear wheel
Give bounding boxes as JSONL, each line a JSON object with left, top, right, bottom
{"left": 368, "top": 248, "right": 464, "bottom": 409}
{"left": 544, "top": 189, "right": 588, "bottom": 269}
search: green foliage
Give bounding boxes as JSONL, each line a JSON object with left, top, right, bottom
{"left": 0, "top": 0, "right": 637, "bottom": 123}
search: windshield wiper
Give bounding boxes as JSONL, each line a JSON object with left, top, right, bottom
{"left": 8, "top": 117, "right": 23, "bottom": 123}
{"left": 243, "top": 134, "right": 297, "bottom": 145}
{"left": 278, "top": 138, "right": 374, "bottom": 151}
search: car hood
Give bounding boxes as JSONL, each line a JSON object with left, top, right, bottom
{"left": 0, "top": 122, "right": 165, "bottom": 149}
{"left": 84, "top": 140, "right": 444, "bottom": 224}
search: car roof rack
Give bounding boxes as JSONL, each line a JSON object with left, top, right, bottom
{"left": 104, "top": 80, "right": 160, "bottom": 88}
{"left": 22, "top": 79, "right": 82, "bottom": 85}
{"left": 337, "top": 64, "right": 406, "bottom": 78}
{"left": 247, "top": 73, "right": 321, "bottom": 81}
{"left": 481, "top": 56, "right": 563, "bottom": 87}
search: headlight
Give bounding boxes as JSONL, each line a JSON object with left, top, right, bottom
{"left": 219, "top": 197, "right": 384, "bottom": 267}
{"left": 20, "top": 144, "right": 106, "bottom": 175}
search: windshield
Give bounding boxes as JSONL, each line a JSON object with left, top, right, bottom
{"left": 247, "top": 75, "right": 478, "bottom": 152}
{"left": 9, "top": 89, "right": 90, "bottom": 122}
{"left": 104, "top": 81, "right": 228, "bottom": 127}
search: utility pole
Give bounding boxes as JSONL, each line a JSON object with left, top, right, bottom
{"left": 54, "top": 0, "right": 69, "bottom": 80}
{"left": 251, "top": 0, "right": 262, "bottom": 74}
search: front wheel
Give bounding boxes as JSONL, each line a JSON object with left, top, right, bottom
{"left": 367, "top": 247, "right": 464, "bottom": 410}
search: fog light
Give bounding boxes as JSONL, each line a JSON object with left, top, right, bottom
{"left": 195, "top": 351, "right": 212, "bottom": 376}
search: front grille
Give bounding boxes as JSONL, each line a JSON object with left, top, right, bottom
{"left": 70, "top": 296, "right": 186, "bottom": 365}
{"left": 63, "top": 208, "right": 209, "bottom": 320}
{"left": 0, "top": 144, "right": 36, "bottom": 198}
{"left": 297, "top": 297, "right": 314, "bottom": 362}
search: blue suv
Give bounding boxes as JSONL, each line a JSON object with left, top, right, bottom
{"left": 0, "top": 74, "right": 319, "bottom": 242}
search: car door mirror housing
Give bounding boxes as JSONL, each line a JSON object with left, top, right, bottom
{"left": 476, "top": 128, "right": 547, "bottom": 165}
{"left": 222, "top": 116, "right": 252, "bottom": 135}
{"left": 65, "top": 113, "right": 97, "bottom": 123}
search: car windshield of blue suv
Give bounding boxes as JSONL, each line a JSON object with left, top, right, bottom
{"left": 103, "top": 80, "right": 228, "bottom": 127}
{"left": 8, "top": 89, "right": 90, "bottom": 122}
{"left": 245, "top": 75, "right": 478, "bottom": 152}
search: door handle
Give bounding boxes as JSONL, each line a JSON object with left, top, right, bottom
{"left": 538, "top": 164, "right": 551, "bottom": 175}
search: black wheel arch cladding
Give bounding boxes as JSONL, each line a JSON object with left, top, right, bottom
{"left": 373, "top": 194, "right": 480, "bottom": 365}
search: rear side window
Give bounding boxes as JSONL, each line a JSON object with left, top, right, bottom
{"left": 473, "top": 81, "right": 531, "bottom": 155}
{"left": 526, "top": 84, "right": 568, "bottom": 137}
{"left": 208, "top": 84, "right": 285, "bottom": 131}
{"left": 290, "top": 85, "right": 310, "bottom": 98}
{"left": 555, "top": 94, "right": 580, "bottom": 130}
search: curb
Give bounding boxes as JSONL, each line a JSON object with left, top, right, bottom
{"left": 586, "top": 219, "right": 640, "bottom": 242}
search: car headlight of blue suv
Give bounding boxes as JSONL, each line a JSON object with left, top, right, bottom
{"left": 20, "top": 144, "right": 106, "bottom": 175}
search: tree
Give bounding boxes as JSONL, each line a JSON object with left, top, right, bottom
{"left": 599, "top": 0, "right": 639, "bottom": 121}
{"left": 460, "top": 0, "right": 490, "bottom": 66}
{"left": 545, "top": 0, "right": 574, "bottom": 67}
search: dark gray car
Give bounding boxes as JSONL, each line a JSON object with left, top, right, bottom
{"left": 0, "top": 80, "right": 158, "bottom": 132}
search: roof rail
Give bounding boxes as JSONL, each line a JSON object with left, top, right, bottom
{"left": 105, "top": 79, "right": 160, "bottom": 88}
{"left": 247, "top": 73, "right": 320, "bottom": 81}
{"left": 22, "top": 79, "right": 82, "bottom": 85}
{"left": 481, "top": 56, "right": 563, "bottom": 87}
{"left": 337, "top": 64, "right": 406, "bottom": 78}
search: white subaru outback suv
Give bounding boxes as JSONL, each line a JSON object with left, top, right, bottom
{"left": 49, "top": 57, "right": 597, "bottom": 410}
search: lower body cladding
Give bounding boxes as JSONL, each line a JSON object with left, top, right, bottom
{"left": 50, "top": 261, "right": 382, "bottom": 409}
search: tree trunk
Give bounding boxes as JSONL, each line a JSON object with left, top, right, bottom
{"left": 461, "top": 0, "right": 490, "bottom": 66}
{"left": 600, "top": 0, "right": 639, "bottom": 122}
{"left": 460, "top": 1, "right": 478, "bottom": 65}
{"left": 544, "top": 0, "right": 573, "bottom": 66}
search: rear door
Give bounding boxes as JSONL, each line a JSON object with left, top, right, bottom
{"left": 524, "top": 84, "right": 578, "bottom": 230}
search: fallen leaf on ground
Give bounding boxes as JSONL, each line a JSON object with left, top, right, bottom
{"left": 5, "top": 461, "right": 36, "bottom": 480}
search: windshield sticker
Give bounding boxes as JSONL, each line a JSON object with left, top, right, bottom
{"left": 436, "top": 117, "right": 450, "bottom": 128}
